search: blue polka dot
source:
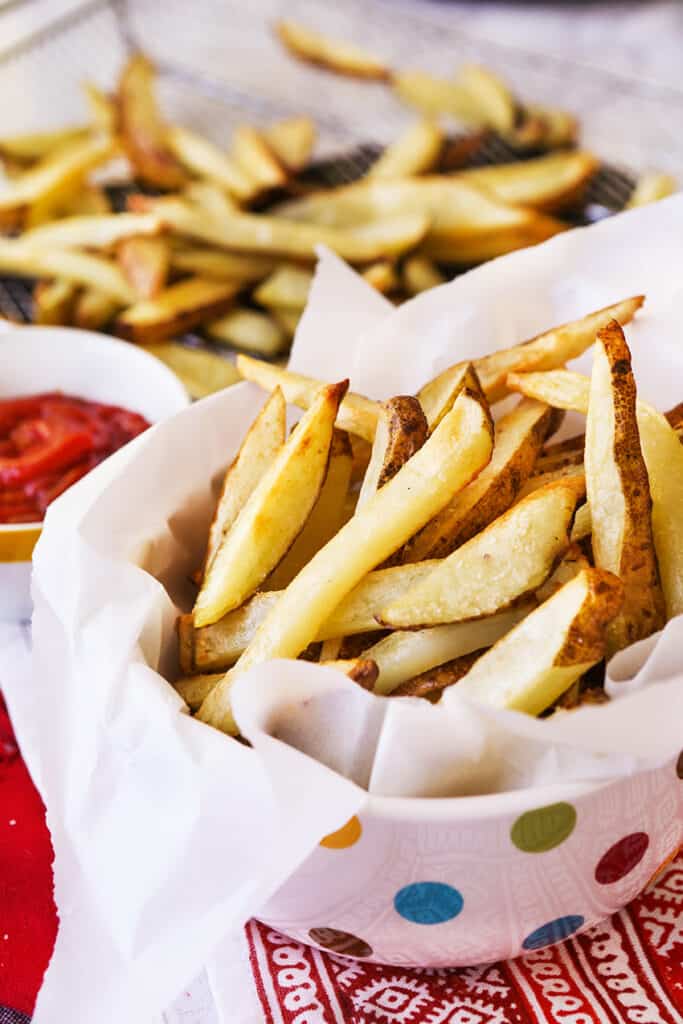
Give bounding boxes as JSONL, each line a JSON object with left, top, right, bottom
{"left": 522, "top": 915, "right": 585, "bottom": 951}
{"left": 394, "top": 882, "right": 464, "bottom": 925}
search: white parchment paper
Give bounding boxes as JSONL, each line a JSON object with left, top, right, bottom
{"left": 4, "top": 197, "right": 683, "bottom": 1022}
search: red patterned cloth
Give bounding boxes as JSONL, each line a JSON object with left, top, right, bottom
{"left": 1, "top": 694, "right": 682, "bottom": 1022}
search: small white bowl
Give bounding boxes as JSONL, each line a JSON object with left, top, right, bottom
{"left": 0, "top": 326, "right": 189, "bottom": 621}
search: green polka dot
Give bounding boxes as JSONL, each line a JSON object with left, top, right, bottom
{"left": 511, "top": 802, "right": 577, "bottom": 853}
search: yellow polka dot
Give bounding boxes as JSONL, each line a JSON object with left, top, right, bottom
{"left": 320, "top": 815, "right": 362, "bottom": 849}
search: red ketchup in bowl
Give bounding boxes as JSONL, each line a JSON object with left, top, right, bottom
{"left": 0, "top": 392, "right": 150, "bottom": 524}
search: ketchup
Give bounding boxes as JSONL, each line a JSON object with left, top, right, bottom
{"left": 0, "top": 392, "right": 150, "bottom": 524}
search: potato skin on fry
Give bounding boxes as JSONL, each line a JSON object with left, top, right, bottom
{"left": 376, "top": 397, "right": 429, "bottom": 489}
{"left": 392, "top": 649, "right": 484, "bottom": 700}
{"left": 117, "top": 53, "right": 186, "bottom": 190}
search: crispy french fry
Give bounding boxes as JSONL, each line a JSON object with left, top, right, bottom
{"left": 457, "top": 151, "right": 599, "bottom": 212}
{"left": 60, "top": 185, "right": 112, "bottom": 216}
{"left": 320, "top": 658, "right": 379, "bottom": 689}
{"left": 207, "top": 307, "right": 288, "bottom": 356}
{"left": 174, "top": 673, "right": 222, "bottom": 711}
{"left": 368, "top": 120, "right": 443, "bottom": 180}
{"left": 236, "top": 353, "right": 380, "bottom": 441}
{"left": 264, "top": 117, "right": 316, "bottom": 172}
{"left": 361, "top": 261, "right": 399, "bottom": 294}
{"left": 391, "top": 650, "right": 484, "bottom": 700}
{"left": 117, "top": 53, "right": 186, "bottom": 189}
{"left": 383, "top": 477, "right": 584, "bottom": 628}
{"left": 423, "top": 294, "right": 644, "bottom": 406}
{"left": 275, "top": 20, "right": 390, "bottom": 80}
{"left": 253, "top": 264, "right": 313, "bottom": 310}
{"left": 231, "top": 125, "right": 286, "bottom": 191}
{"left": 154, "top": 196, "right": 430, "bottom": 262}
{"left": 203, "top": 389, "right": 286, "bottom": 578}
{"left": 170, "top": 247, "right": 274, "bottom": 283}
{"left": 267, "top": 429, "right": 353, "bottom": 589}
{"left": 143, "top": 343, "right": 240, "bottom": 399}
{"left": 586, "top": 322, "right": 665, "bottom": 653}
{"left": 626, "top": 172, "right": 677, "bottom": 209}
{"left": 197, "top": 388, "right": 493, "bottom": 731}
{"left": 167, "top": 126, "right": 255, "bottom": 201}
{"left": 456, "top": 569, "right": 623, "bottom": 714}
{"left": 357, "top": 396, "right": 428, "bottom": 509}
{"left": 516, "top": 460, "right": 584, "bottom": 500}
{"left": 0, "top": 240, "right": 135, "bottom": 303}
{"left": 33, "top": 278, "right": 77, "bottom": 325}
{"left": 507, "top": 368, "right": 589, "bottom": 408}
{"left": 194, "top": 381, "right": 347, "bottom": 626}
{"left": 73, "top": 287, "right": 121, "bottom": 330}
{"left": 20, "top": 212, "right": 161, "bottom": 250}
{"left": 406, "top": 398, "right": 552, "bottom": 561}
{"left": 570, "top": 502, "right": 591, "bottom": 542}
{"left": 83, "top": 82, "right": 117, "bottom": 134}
{"left": 418, "top": 362, "right": 481, "bottom": 433}
{"left": 117, "top": 276, "right": 240, "bottom": 343}
{"left": 367, "top": 604, "right": 532, "bottom": 695}
{"left": 402, "top": 256, "right": 445, "bottom": 296}
{"left": 0, "top": 126, "right": 89, "bottom": 162}
{"left": 117, "top": 235, "right": 170, "bottom": 299}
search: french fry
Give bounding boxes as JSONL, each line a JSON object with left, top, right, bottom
{"left": 626, "top": 172, "right": 677, "bottom": 209}
{"left": 457, "top": 151, "right": 599, "bottom": 212}
{"left": 418, "top": 362, "right": 481, "bottom": 433}
{"left": 585, "top": 322, "right": 665, "bottom": 653}
{"left": 361, "top": 261, "right": 399, "bottom": 294}
{"left": 236, "top": 353, "right": 381, "bottom": 441}
{"left": 174, "top": 673, "right": 222, "bottom": 712}
{"left": 368, "top": 120, "right": 444, "bottom": 180}
{"left": 59, "top": 185, "right": 111, "bottom": 216}
{"left": 272, "top": 307, "right": 301, "bottom": 339}
{"left": 73, "top": 287, "right": 121, "bottom": 330}
{"left": 83, "top": 82, "right": 117, "bottom": 134}
{"left": 117, "top": 276, "right": 240, "bottom": 343}
{"left": 197, "top": 388, "right": 494, "bottom": 731}
{"left": 527, "top": 105, "right": 578, "bottom": 149}
{"left": 457, "top": 64, "right": 517, "bottom": 135}
{"left": 167, "top": 126, "right": 256, "bottom": 201}
{"left": 264, "top": 117, "right": 316, "bottom": 172}
{"left": 382, "top": 477, "right": 584, "bottom": 627}
{"left": 516, "top": 461, "right": 584, "bottom": 500}
{"left": 422, "top": 294, "right": 644, "bottom": 406}
{"left": 154, "top": 197, "right": 430, "bottom": 262}
{"left": 184, "top": 179, "right": 238, "bottom": 217}
{"left": 357, "top": 396, "right": 428, "bottom": 509}
{"left": 117, "top": 53, "right": 186, "bottom": 189}
{"left": 117, "top": 235, "right": 170, "bottom": 299}
{"left": 231, "top": 125, "right": 286, "bottom": 191}
{"left": 319, "top": 659, "right": 379, "bottom": 690}
{"left": 391, "top": 650, "right": 484, "bottom": 700}
{"left": 170, "top": 247, "right": 274, "bottom": 283}
{"left": 253, "top": 264, "right": 313, "bottom": 310}
{"left": 266, "top": 430, "right": 353, "bottom": 589}
{"left": 392, "top": 71, "right": 482, "bottom": 122}
{"left": 535, "top": 542, "right": 591, "bottom": 602}
{"left": 571, "top": 503, "right": 592, "bottom": 542}
{"left": 206, "top": 307, "right": 288, "bottom": 356}
{"left": 456, "top": 569, "right": 623, "bottom": 714}
{"left": 0, "top": 240, "right": 136, "bottom": 303}
{"left": 142, "top": 343, "right": 241, "bottom": 398}
{"left": 402, "top": 256, "right": 445, "bottom": 296}
{"left": 193, "top": 381, "right": 347, "bottom": 627}
{"left": 275, "top": 20, "right": 390, "bottom": 80}
{"left": 20, "top": 212, "right": 161, "bottom": 250}
{"left": 203, "top": 389, "right": 286, "bottom": 578}
{"left": 33, "top": 278, "right": 77, "bottom": 325}
{"left": 406, "top": 398, "right": 552, "bottom": 561}
{"left": 0, "top": 126, "right": 89, "bottom": 162}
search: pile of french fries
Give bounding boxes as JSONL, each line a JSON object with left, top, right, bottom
{"left": 1, "top": 26, "right": 675, "bottom": 399}
{"left": 174, "top": 293, "right": 683, "bottom": 736}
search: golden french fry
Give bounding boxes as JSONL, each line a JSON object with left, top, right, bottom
{"left": 357, "top": 396, "right": 428, "bottom": 509}
{"left": 167, "top": 126, "right": 255, "bottom": 201}
{"left": 33, "top": 278, "right": 77, "bottom": 325}
{"left": 457, "top": 64, "right": 517, "bottom": 134}
{"left": 361, "top": 261, "right": 399, "bottom": 294}
{"left": 231, "top": 125, "right": 286, "bottom": 190}
{"left": 456, "top": 569, "right": 623, "bottom": 714}
{"left": 21, "top": 212, "right": 161, "bottom": 250}
{"left": 266, "top": 430, "right": 353, "bottom": 590}
{"left": 197, "top": 389, "right": 493, "bottom": 731}
{"left": 383, "top": 477, "right": 584, "bottom": 628}
{"left": 203, "top": 389, "right": 286, "bottom": 578}
{"left": 60, "top": 185, "right": 111, "bottom": 216}
{"left": 0, "top": 240, "right": 135, "bottom": 303}
{"left": 516, "top": 461, "right": 584, "bottom": 500}
{"left": 418, "top": 362, "right": 481, "bottom": 433}
{"left": 170, "top": 247, "right": 274, "bottom": 283}
{"left": 73, "top": 287, "right": 121, "bottom": 330}
{"left": 319, "top": 659, "right": 379, "bottom": 689}
{"left": 402, "top": 256, "right": 445, "bottom": 296}
{"left": 534, "top": 542, "right": 591, "bottom": 602}
{"left": 207, "top": 307, "right": 288, "bottom": 357}
{"left": 184, "top": 179, "right": 238, "bottom": 217}
{"left": 424, "top": 294, "right": 644, "bottom": 406}
{"left": 275, "top": 20, "right": 390, "bottom": 80}
{"left": 117, "top": 53, "right": 186, "bottom": 189}
{"left": 586, "top": 322, "right": 665, "bottom": 653}
{"left": 174, "top": 673, "right": 223, "bottom": 712}
{"left": 570, "top": 502, "right": 591, "bottom": 542}
{"left": 406, "top": 398, "right": 552, "bottom": 561}
{"left": 271, "top": 307, "right": 301, "bottom": 339}
{"left": 626, "top": 172, "right": 677, "bottom": 208}
{"left": 368, "top": 120, "right": 443, "bottom": 180}
{"left": 143, "top": 343, "right": 240, "bottom": 399}
{"left": 117, "top": 235, "right": 170, "bottom": 299}
{"left": 457, "top": 151, "right": 599, "bottom": 212}
{"left": 236, "top": 353, "right": 380, "bottom": 441}
{"left": 194, "top": 381, "right": 347, "bottom": 627}
{"left": 0, "top": 126, "right": 89, "bottom": 162}
{"left": 392, "top": 71, "right": 481, "bottom": 121}
{"left": 264, "top": 117, "right": 316, "bottom": 172}
{"left": 83, "top": 82, "right": 117, "bottom": 134}
{"left": 526, "top": 105, "right": 578, "bottom": 149}
{"left": 253, "top": 264, "right": 313, "bottom": 310}
{"left": 117, "top": 276, "right": 240, "bottom": 343}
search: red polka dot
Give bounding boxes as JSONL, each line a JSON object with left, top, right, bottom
{"left": 595, "top": 832, "right": 649, "bottom": 885}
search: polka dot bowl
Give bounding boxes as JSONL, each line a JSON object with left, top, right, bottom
{"left": 259, "top": 754, "right": 683, "bottom": 967}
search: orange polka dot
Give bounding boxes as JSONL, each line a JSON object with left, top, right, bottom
{"left": 319, "top": 815, "right": 362, "bottom": 849}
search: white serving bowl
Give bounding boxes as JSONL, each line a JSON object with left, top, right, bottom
{"left": 0, "top": 326, "right": 189, "bottom": 621}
